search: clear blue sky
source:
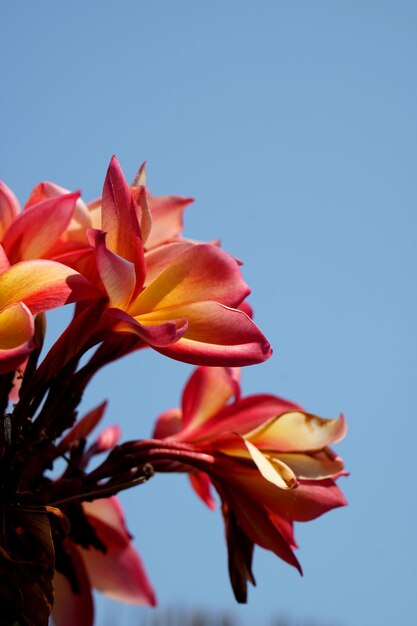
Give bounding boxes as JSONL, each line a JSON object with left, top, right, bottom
{"left": 1, "top": 2, "right": 416, "bottom": 625}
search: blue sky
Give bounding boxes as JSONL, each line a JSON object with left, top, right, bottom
{"left": 1, "top": 2, "right": 416, "bottom": 625}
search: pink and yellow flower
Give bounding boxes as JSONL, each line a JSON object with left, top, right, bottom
{"left": 151, "top": 366, "right": 347, "bottom": 601}
{"left": 85, "top": 157, "right": 272, "bottom": 366}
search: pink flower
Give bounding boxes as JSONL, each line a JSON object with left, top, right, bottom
{"left": 151, "top": 366, "right": 347, "bottom": 601}
{"left": 86, "top": 157, "right": 271, "bottom": 366}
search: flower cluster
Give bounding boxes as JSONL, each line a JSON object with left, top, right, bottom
{"left": 0, "top": 158, "right": 347, "bottom": 626}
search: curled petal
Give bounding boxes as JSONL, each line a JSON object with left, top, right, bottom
{"left": 142, "top": 302, "right": 271, "bottom": 366}
{"left": 247, "top": 411, "right": 347, "bottom": 452}
{"left": 244, "top": 440, "right": 298, "bottom": 490}
{"left": 110, "top": 308, "right": 188, "bottom": 347}
{"left": 276, "top": 450, "right": 345, "bottom": 480}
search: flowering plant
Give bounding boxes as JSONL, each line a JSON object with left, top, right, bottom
{"left": 0, "top": 158, "right": 347, "bottom": 626}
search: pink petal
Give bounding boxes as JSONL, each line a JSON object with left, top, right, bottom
{"left": 129, "top": 244, "right": 250, "bottom": 315}
{"left": 109, "top": 307, "right": 188, "bottom": 347}
{"left": 2, "top": 192, "right": 79, "bottom": 263}
{"left": 25, "top": 181, "right": 91, "bottom": 233}
{"left": 144, "top": 241, "right": 196, "bottom": 286}
{"left": 189, "top": 471, "right": 217, "bottom": 510}
{"left": 152, "top": 407, "right": 183, "bottom": 438}
{"left": 88, "top": 229, "right": 136, "bottom": 309}
{"left": 0, "top": 259, "right": 101, "bottom": 315}
{"left": 217, "top": 480, "right": 302, "bottom": 574}
{"left": 220, "top": 458, "right": 347, "bottom": 523}
{"left": 272, "top": 478, "right": 348, "bottom": 522}
{"left": 0, "top": 244, "right": 10, "bottom": 272}
{"left": 101, "top": 156, "right": 146, "bottom": 288}
{"left": 52, "top": 540, "right": 94, "bottom": 626}
{"left": 0, "top": 181, "right": 20, "bottom": 238}
{"left": 145, "top": 302, "right": 272, "bottom": 366}
{"left": 81, "top": 498, "right": 156, "bottom": 606}
{"left": 0, "top": 341, "right": 34, "bottom": 374}
{"left": 179, "top": 367, "right": 239, "bottom": 435}
{"left": 146, "top": 194, "right": 194, "bottom": 249}
{"left": 185, "top": 394, "right": 302, "bottom": 443}
{"left": 92, "top": 425, "right": 121, "bottom": 453}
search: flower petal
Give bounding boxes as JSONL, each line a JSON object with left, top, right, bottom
{"left": 2, "top": 192, "right": 79, "bottom": 262}
{"left": 0, "top": 259, "right": 101, "bottom": 315}
{"left": 82, "top": 498, "right": 156, "bottom": 606}
{"left": 110, "top": 308, "right": 188, "bottom": 347}
{"left": 247, "top": 411, "right": 347, "bottom": 452}
{"left": 101, "top": 156, "right": 146, "bottom": 287}
{"left": 88, "top": 229, "right": 136, "bottom": 309}
{"left": 189, "top": 471, "right": 217, "bottom": 510}
{"left": 153, "top": 408, "right": 182, "bottom": 438}
{"left": 216, "top": 479, "right": 302, "bottom": 574}
{"left": 276, "top": 450, "right": 345, "bottom": 480}
{"left": 52, "top": 541, "right": 94, "bottom": 626}
{"left": 181, "top": 394, "right": 302, "bottom": 443}
{"left": 180, "top": 367, "right": 239, "bottom": 435}
{"left": 244, "top": 439, "right": 298, "bottom": 490}
{"left": 0, "top": 302, "right": 34, "bottom": 349}
{"left": 0, "top": 244, "right": 10, "bottom": 272}
{"left": 142, "top": 302, "right": 272, "bottom": 366}
{"left": 0, "top": 181, "right": 20, "bottom": 238}
{"left": 129, "top": 244, "right": 250, "bottom": 315}
{"left": 146, "top": 194, "right": 194, "bottom": 249}
{"left": 144, "top": 241, "right": 196, "bottom": 286}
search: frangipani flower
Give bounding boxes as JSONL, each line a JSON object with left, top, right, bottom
{"left": 86, "top": 157, "right": 272, "bottom": 366}
{"left": 150, "top": 366, "right": 347, "bottom": 601}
